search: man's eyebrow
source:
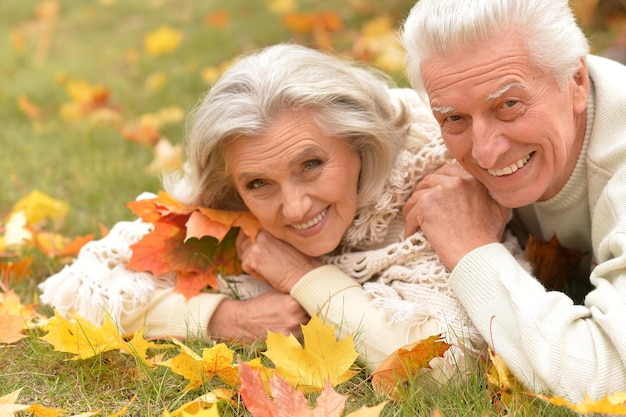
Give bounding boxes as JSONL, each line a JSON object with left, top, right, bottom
{"left": 487, "top": 82, "right": 528, "bottom": 101}
{"left": 431, "top": 105, "right": 457, "bottom": 115}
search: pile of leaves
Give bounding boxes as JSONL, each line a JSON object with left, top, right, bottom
{"left": 3, "top": 0, "right": 626, "bottom": 415}
{"left": 3, "top": 190, "right": 626, "bottom": 416}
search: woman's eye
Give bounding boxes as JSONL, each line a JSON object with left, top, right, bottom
{"left": 303, "top": 159, "right": 322, "bottom": 170}
{"left": 247, "top": 179, "right": 266, "bottom": 190}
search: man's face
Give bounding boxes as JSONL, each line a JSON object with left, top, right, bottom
{"left": 421, "top": 33, "right": 589, "bottom": 208}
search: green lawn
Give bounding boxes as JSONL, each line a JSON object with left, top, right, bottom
{"left": 0, "top": 0, "right": 618, "bottom": 415}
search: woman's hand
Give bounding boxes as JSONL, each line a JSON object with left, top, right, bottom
{"left": 402, "top": 163, "right": 510, "bottom": 269}
{"left": 208, "top": 290, "right": 310, "bottom": 342}
{"left": 236, "top": 229, "right": 323, "bottom": 293}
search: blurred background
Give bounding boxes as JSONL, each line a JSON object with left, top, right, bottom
{"left": 1, "top": 0, "right": 625, "bottom": 239}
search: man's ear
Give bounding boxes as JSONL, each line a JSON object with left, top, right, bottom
{"left": 572, "top": 57, "right": 590, "bottom": 115}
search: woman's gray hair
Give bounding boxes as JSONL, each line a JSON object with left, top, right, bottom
{"left": 164, "top": 43, "right": 410, "bottom": 210}
{"left": 402, "top": 0, "right": 590, "bottom": 91}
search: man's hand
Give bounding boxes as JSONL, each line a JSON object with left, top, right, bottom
{"left": 208, "top": 290, "right": 310, "bottom": 342}
{"left": 402, "top": 163, "right": 510, "bottom": 269}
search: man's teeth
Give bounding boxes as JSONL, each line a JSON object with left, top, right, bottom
{"left": 488, "top": 153, "right": 532, "bottom": 177}
{"left": 291, "top": 209, "right": 327, "bottom": 230}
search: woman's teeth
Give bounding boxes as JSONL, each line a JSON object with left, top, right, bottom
{"left": 488, "top": 153, "right": 532, "bottom": 177}
{"left": 291, "top": 209, "right": 327, "bottom": 230}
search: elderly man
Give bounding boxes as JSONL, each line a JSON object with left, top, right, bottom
{"left": 401, "top": 0, "right": 626, "bottom": 402}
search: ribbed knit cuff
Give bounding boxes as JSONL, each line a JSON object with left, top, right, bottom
{"left": 143, "top": 291, "right": 228, "bottom": 340}
{"left": 291, "top": 265, "right": 361, "bottom": 315}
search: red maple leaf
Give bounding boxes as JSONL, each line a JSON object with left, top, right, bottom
{"left": 126, "top": 192, "right": 259, "bottom": 298}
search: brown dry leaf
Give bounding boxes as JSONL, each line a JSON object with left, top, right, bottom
{"left": 524, "top": 233, "right": 594, "bottom": 303}
{"left": 371, "top": 334, "right": 450, "bottom": 400}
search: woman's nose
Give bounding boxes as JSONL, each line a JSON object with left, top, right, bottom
{"left": 281, "top": 184, "right": 312, "bottom": 221}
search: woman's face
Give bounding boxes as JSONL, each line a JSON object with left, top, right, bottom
{"left": 224, "top": 111, "right": 361, "bottom": 257}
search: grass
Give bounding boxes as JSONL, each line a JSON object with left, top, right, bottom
{"left": 0, "top": 0, "right": 617, "bottom": 416}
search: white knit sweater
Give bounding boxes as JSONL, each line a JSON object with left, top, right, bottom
{"left": 39, "top": 88, "right": 525, "bottom": 376}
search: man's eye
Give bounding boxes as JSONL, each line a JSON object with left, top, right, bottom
{"left": 446, "top": 115, "right": 462, "bottom": 122}
{"left": 503, "top": 100, "right": 518, "bottom": 108}
{"left": 247, "top": 179, "right": 266, "bottom": 190}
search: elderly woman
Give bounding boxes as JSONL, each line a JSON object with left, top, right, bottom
{"left": 40, "top": 44, "right": 496, "bottom": 377}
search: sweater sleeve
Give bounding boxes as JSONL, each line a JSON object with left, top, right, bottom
{"left": 120, "top": 287, "right": 227, "bottom": 340}
{"left": 450, "top": 243, "right": 626, "bottom": 402}
{"left": 291, "top": 265, "right": 450, "bottom": 373}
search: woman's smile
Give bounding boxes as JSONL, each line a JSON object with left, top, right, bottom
{"left": 290, "top": 208, "right": 328, "bottom": 230}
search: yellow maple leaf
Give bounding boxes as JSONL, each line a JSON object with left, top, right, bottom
{"left": 0, "top": 388, "right": 31, "bottom": 415}
{"left": 24, "top": 403, "right": 67, "bottom": 417}
{"left": 145, "top": 138, "right": 183, "bottom": 175}
{"left": 9, "top": 190, "right": 68, "bottom": 226}
{"left": 483, "top": 347, "right": 526, "bottom": 413}
{"left": 144, "top": 25, "right": 183, "bottom": 56}
{"left": 40, "top": 311, "right": 126, "bottom": 360}
{"left": 534, "top": 391, "right": 626, "bottom": 415}
{"left": 158, "top": 339, "right": 237, "bottom": 392}
{"left": 166, "top": 390, "right": 232, "bottom": 417}
{"left": 265, "top": 0, "right": 295, "bottom": 14}
{"left": 162, "top": 402, "right": 220, "bottom": 417}
{"left": 263, "top": 315, "right": 359, "bottom": 394}
{"left": 3, "top": 211, "right": 33, "bottom": 250}
{"left": 124, "top": 329, "right": 174, "bottom": 368}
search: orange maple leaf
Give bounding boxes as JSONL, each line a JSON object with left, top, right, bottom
{"left": 0, "top": 289, "right": 40, "bottom": 344}
{"left": 59, "top": 234, "right": 94, "bottom": 257}
{"left": 371, "top": 334, "right": 450, "bottom": 399}
{"left": 238, "top": 359, "right": 386, "bottom": 417}
{"left": 126, "top": 192, "right": 260, "bottom": 297}
{"left": 1, "top": 257, "right": 32, "bottom": 289}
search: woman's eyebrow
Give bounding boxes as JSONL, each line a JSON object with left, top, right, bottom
{"left": 288, "top": 145, "right": 322, "bottom": 168}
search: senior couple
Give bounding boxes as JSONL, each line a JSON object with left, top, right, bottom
{"left": 40, "top": 0, "right": 626, "bottom": 403}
